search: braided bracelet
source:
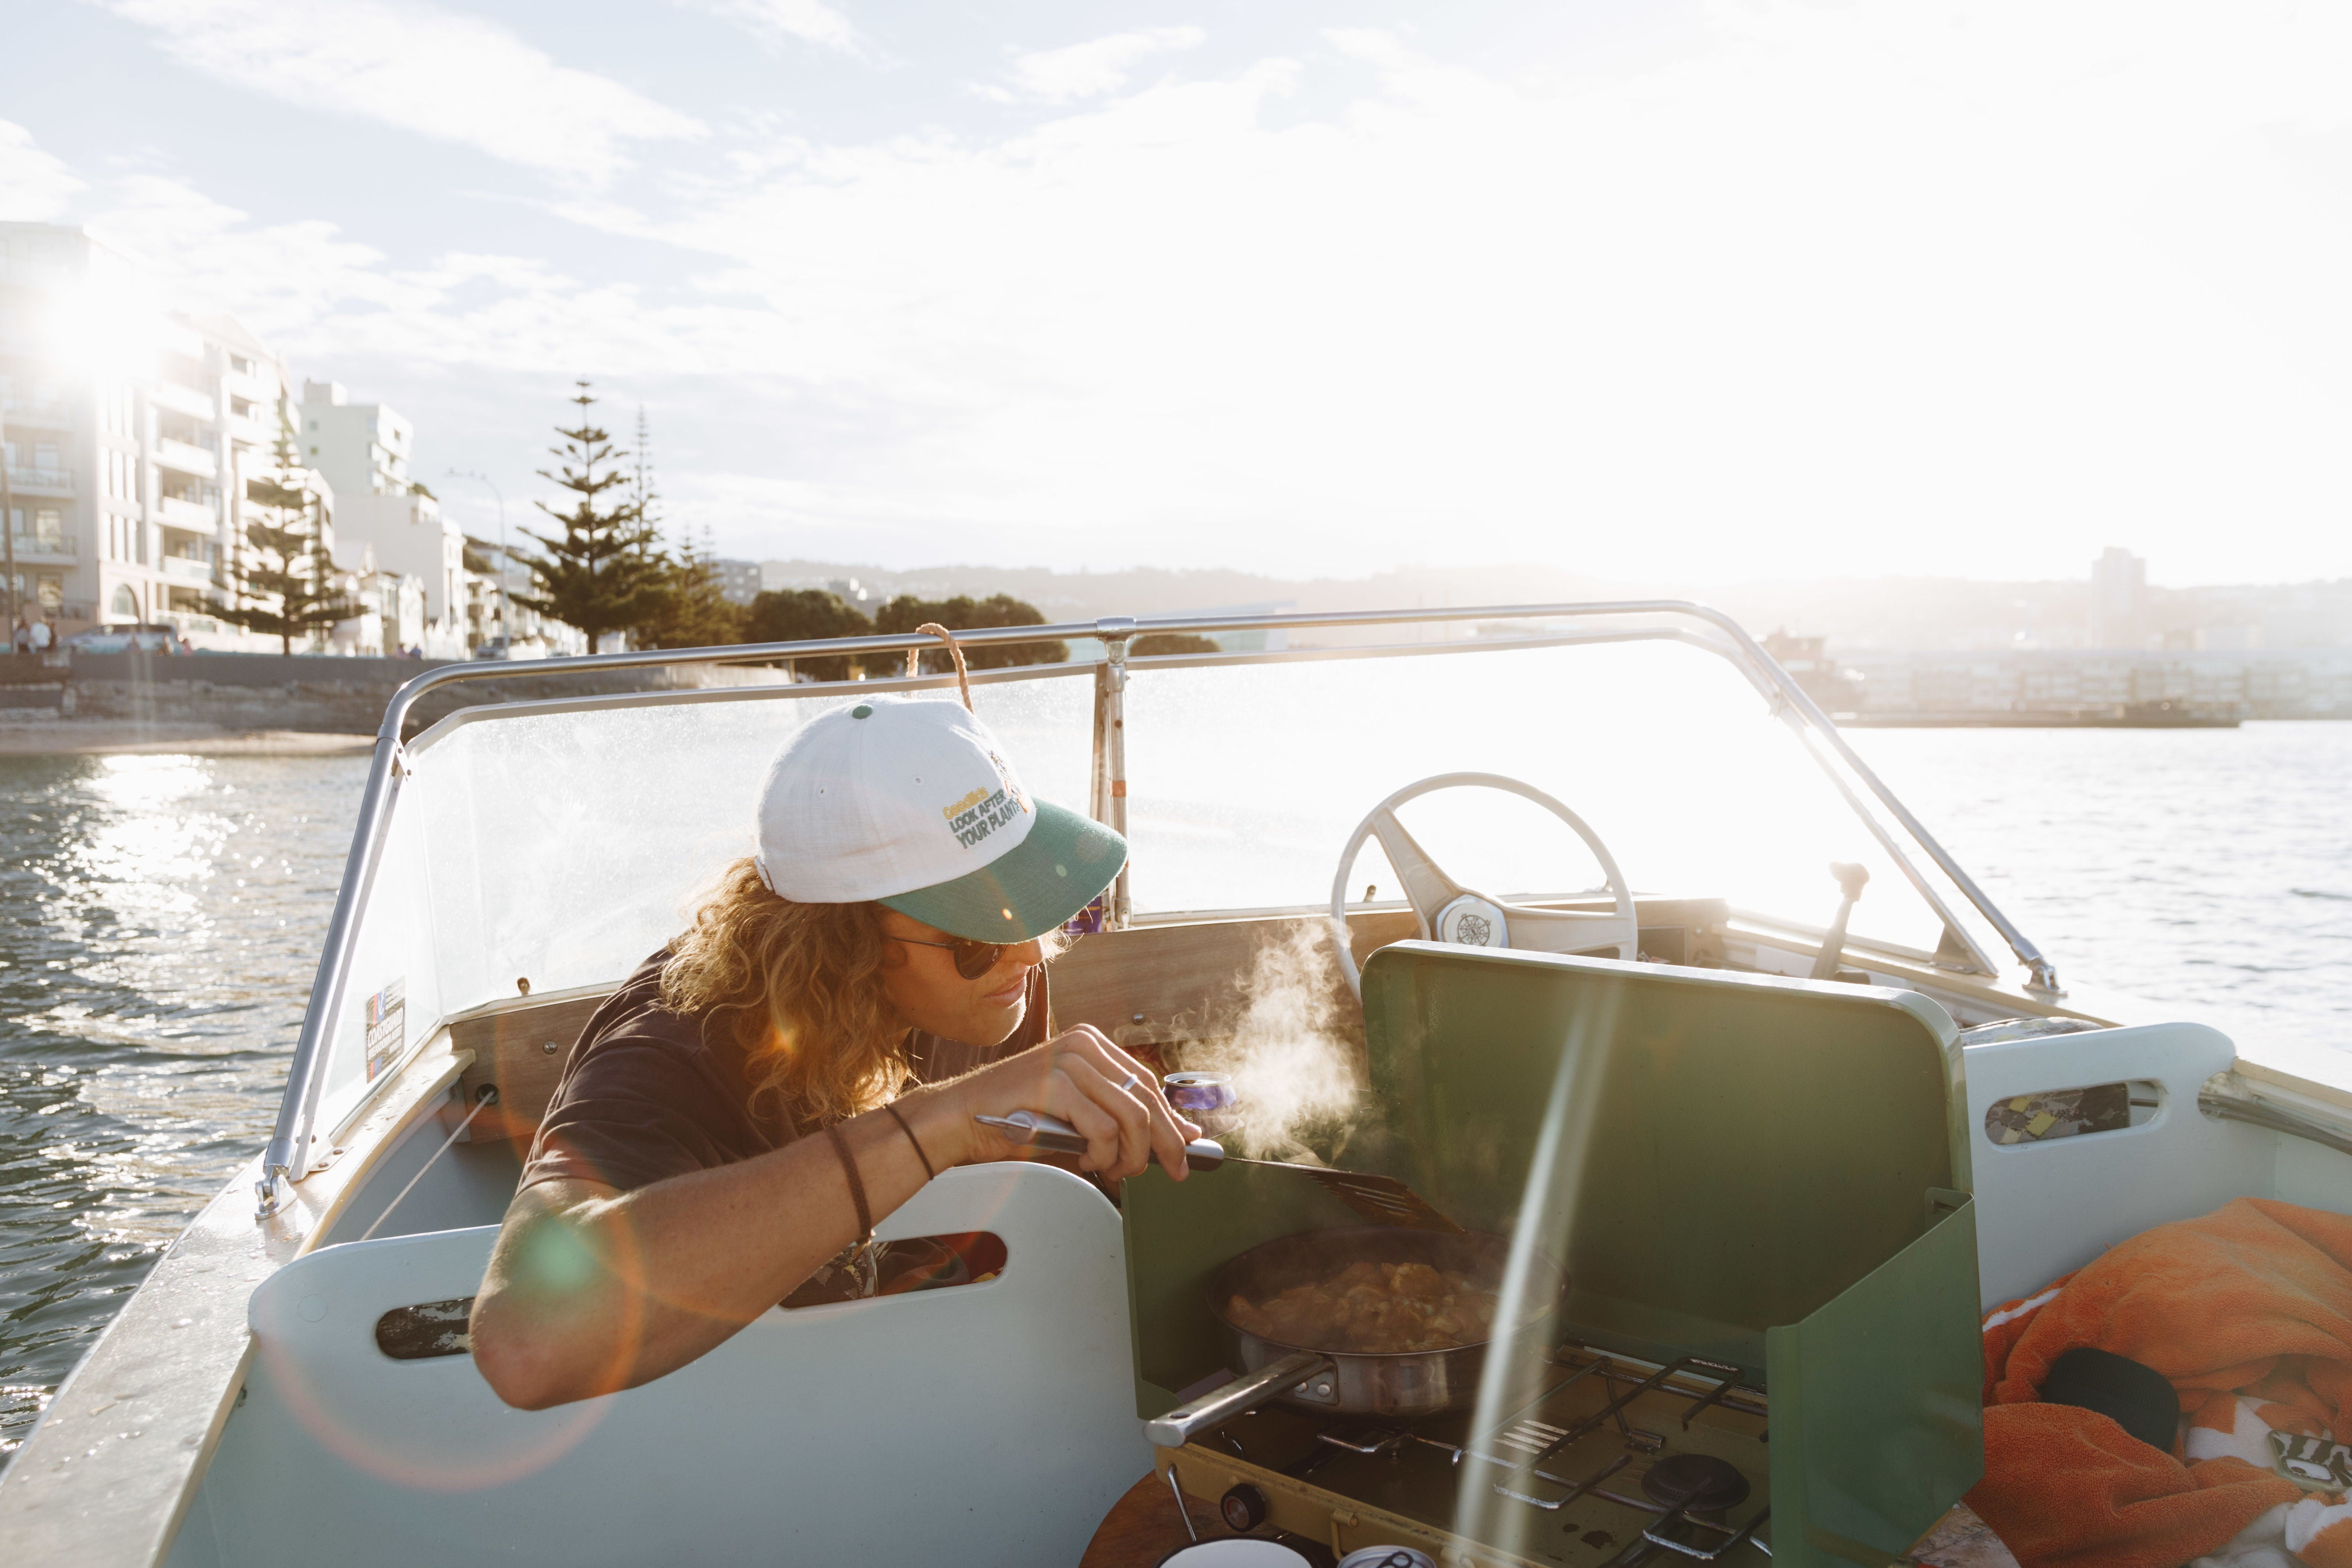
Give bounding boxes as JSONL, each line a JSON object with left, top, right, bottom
{"left": 826, "top": 1124, "right": 872, "bottom": 1243}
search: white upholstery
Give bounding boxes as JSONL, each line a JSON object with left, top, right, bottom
{"left": 175, "top": 1162, "right": 1149, "bottom": 1568}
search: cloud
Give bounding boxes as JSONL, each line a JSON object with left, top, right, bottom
{"left": 678, "top": 0, "right": 874, "bottom": 59}
{"left": 980, "top": 27, "right": 1205, "bottom": 104}
{"left": 26, "top": 1, "right": 2352, "bottom": 585}
{"left": 92, "top": 0, "right": 703, "bottom": 182}
{"left": 0, "top": 121, "right": 89, "bottom": 220}
{"left": 644, "top": 3, "right": 2348, "bottom": 583}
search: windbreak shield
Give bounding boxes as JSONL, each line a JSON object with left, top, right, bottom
{"left": 317, "top": 782, "right": 444, "bottom": 1139}
{"left": 402, "top": 678, "right": 1095, "bottom": 1022}
{"left": 1120, "top": 637, "right": 1966, "bottom": 961}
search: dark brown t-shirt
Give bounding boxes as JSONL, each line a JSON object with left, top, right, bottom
{"left": 519, "top": 947, "right": 1051, "bottom": 1195}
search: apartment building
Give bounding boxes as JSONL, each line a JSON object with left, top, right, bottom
{"left": 0, "top": 222, "right": 337, "bottom": 646}
{"left": 299, "top": 380, "right": 469, "bottom": 656}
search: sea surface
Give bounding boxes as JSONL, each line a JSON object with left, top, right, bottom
{"left": 1, "top": 724, "right": 2347, "bottom": 1466}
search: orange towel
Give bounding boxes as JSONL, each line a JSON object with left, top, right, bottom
{"left": 1969, "top": 1198, "right": 2352, "bottom": 1568}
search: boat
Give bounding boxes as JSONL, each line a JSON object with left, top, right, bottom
{"left": 5, "top": 599, "right": 2345, "bottom": 1568}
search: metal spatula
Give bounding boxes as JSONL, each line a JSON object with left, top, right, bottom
{"left": 976, "top": 1111, "right": 1463, "bottom": 1232}
{"left": 1287, "top": 1165, "right": 1464, "bottom": 1233}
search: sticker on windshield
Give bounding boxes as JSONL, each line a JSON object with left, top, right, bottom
{"left": 364, "top": 979, "right": 406, "bottom": 1082}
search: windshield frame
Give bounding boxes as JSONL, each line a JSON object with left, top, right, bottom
{"left": 253, "top": 599, "right": 2057, "bottom": 1218}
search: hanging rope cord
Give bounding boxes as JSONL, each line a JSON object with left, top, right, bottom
{"left": 907, "top": 622, "right": 975, "bottom": 712}
{"left": 357, "top": 1085, "right": 498, "bottom": 1243}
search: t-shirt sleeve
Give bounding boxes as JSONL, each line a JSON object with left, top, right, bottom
{"left": 518, "top": 1031, "right": 753, "bottom": 1195}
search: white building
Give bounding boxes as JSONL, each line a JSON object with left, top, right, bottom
{"left": 2091, "top": 547, "right": 2148, "bottom": 650}
{"left": 300, "top": 381, "right": 467, "bottom": 656}
{"left": 0, "top": 223, "right": 329, "bottom": 646}
{"left": 463, "top": 536, "right": 584, "bottom": 657}
{"left": 714, "top": 558, "right": 761, "bottom": 605}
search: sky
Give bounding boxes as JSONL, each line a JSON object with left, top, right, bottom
{"left": 2, "top": 0, "right": 2349, "bottom": 586}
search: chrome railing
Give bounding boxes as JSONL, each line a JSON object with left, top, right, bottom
{"left": 255, "top": 600, "right": 2060, "bottom": 1214}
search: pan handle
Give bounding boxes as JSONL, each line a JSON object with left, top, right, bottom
{"left": 1144, "top": 1351, "right": 1335, "bottom": 1449}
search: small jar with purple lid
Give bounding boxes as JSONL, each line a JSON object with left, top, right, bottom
{"left": 1161, "top": 1071, "right": 1240, "bottom": 1135}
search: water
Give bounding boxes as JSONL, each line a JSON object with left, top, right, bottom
{"left": 0, "top": 726, "right": 2346, "bottom": 1467}
{"left": 0, "top": 754, "right": 367, "bottom": 1466}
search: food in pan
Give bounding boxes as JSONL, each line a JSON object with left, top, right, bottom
{"left": 1226, "top": 1259, "right": 1503, "bottom": 1353}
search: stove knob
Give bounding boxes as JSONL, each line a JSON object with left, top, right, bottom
{"left": 1220, "top": 1483, "right": 1269, "bottom": 1533}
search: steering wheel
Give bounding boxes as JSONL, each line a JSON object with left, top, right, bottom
{"left": 1327, "top": 772, "right": 1639, "bottom": 998}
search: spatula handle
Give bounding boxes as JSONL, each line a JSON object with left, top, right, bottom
{"left": 974, "top": 1110, "right": 1225, "bottom": 1171}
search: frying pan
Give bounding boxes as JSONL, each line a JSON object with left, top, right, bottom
{"left": 1144, "top": 1227, "right": 1567, "bottom": 1448}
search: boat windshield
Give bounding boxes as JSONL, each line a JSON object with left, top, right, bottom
{"left": 1121, "top": 636, "right": 1994, "bottom": 960}
{"left": 307, "top": 625, "right": 2012, "bottom": 1135}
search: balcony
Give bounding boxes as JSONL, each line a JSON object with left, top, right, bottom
{"left": 163, "top": 553, "right": 215, "bottom": 585}
{"left": 151, "top": 381, "right": 216, "bottom": 422}
{"left": 5, "top": 466, "right": 73, "bottom": 495}
{"left": 7, "top": 531, "right": 75, "bottom": 560}
{"left": 1, "top": 397, "right": 74, "bottom": 428}
{"left": 157, "top": 494, "right": 216, "bottom": 531}
{"left": 155, "top": 437, "right": 219, "bottom": 480}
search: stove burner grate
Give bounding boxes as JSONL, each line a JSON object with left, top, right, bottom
{"left": 1180, "top": 1341, "right": 1776, "bottom": 1564}
{"left": 1642, "top": 1453, "right": 1752, "bottom": 1514}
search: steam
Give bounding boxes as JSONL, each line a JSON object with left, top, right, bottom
{"left": 1174, "top": 922, "right": 1366, "bottom": 1164}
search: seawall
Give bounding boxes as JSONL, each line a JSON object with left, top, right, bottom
{"left": 0, "top": 652, "right": 792, "bottom": 747}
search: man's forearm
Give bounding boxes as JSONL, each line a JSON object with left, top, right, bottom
{"left": 474, "top": 1099, "right": 953, "bottom": 1408}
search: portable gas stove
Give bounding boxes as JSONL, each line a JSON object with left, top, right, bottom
{"left": 1125, "top": 946, "right": 1986, "bottom": 1568}
{"left": 1157, "top": 1338, "right": 1772, "bottom": 1568}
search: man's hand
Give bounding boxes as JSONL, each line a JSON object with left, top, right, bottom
{"left": 923, "top": 1025, "right": 1201, "bottom": 1181}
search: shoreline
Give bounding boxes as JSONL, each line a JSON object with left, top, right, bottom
{"left": 0, "top": 719, "right": 375, "bottom": 757}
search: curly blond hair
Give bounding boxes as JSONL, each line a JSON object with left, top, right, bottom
{"left": 660, "top": 857, "right": 907, "bottom": 1132}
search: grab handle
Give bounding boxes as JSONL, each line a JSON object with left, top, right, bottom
{"left": 1144, "top": 1351, "right": 1334, "bottom": 1448}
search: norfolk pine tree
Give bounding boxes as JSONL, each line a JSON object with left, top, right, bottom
{"left": 511, "top": 381, "right": 666, "bottom": 650}
{"left": 623, "top": 407, "right": 744, "bottom": 650}
{"left": 214, "top": 414, "right": 355, "bottom": 654}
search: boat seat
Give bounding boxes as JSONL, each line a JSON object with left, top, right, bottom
{"left": 1964, "top": 1021, "right": 2352, "bottom": 1309}
{"left": 173, "top": 1162, "right": 1148, "bottom": 1568}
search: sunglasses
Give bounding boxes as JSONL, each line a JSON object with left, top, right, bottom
{"left": 892, "top": 933, "right": 1014, "bottom": 980}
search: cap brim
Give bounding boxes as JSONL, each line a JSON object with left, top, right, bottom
{"left": 876, "top": 800, "right": 1127, "bottom": 941}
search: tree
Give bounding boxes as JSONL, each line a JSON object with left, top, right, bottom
{"left": 635, "top": 532, "right": 748, "bottom": 650}
{"left": 875, "top": 593, "right": 1067, "bottom": 670}
{"left": 621, "top": 410, "right": 744, "bottom": 650}
{"left": 510, "top": 381, "right": 667, "bottom": 651}
{"left": 1133, "top": 632, "right": 1219, "bottom": 656}
{"left": 745, "top": 589, "right": 870, "bottom": 681}
{"left": 214, "top": 415, "right": 356, "bottom": 654}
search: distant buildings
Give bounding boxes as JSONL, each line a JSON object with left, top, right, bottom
{"left": 1, "top": 223, "right": 327, "bottom": 643}
{"left": 1783, "top": 551, "right": 2352, "bottom": 720}
{"left": 0, "top": 221, "right": 553, "bottom": 658}
{"left": 2090, "top": 547, "right": 2148, "bottom": 649}
{"left": 713, "top": 558, "right": 761, "bottom": 605}
{"left": 300, "top": 380, "right": 468, "bottom": 656}
{"left": 1832, "top": 648, "right": 2352, "bottom": 721}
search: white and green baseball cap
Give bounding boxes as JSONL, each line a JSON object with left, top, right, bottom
{"left": 752, "top": 695, "right": 1126, "bottom": 941}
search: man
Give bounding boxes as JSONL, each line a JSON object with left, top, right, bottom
{"left": 470, "top": 695, "right": 1196, "bottom": 1409}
